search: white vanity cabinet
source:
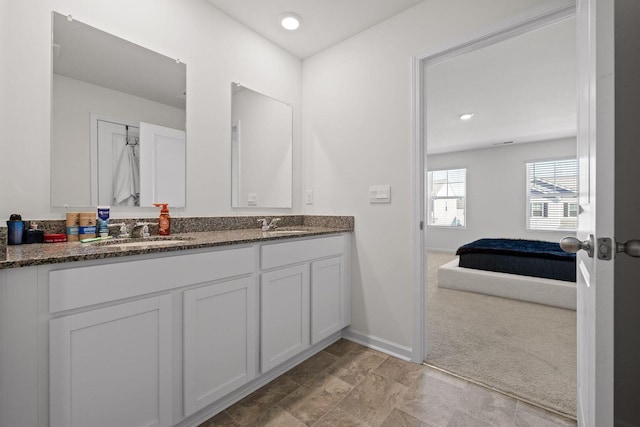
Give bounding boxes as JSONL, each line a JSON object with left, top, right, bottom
{"left": 0, "top": 232, "right": 350, "bottom": 427}
{"left": 261, "top": 264, "right": 311, "bottom": 372}
{"left": 183, "top": 276, "right": 257, "bottom": 416}
{"left": 47, "top": 246, "right": 256, "bottom": 427}
{"left": 311, "top": 256, "right": 345, "bottom": 344}
{"left": 50, "top": 294, "right": 174, "bottom": 427}
{"left": 260, "top": 235, "right": 349, "bottom": 373}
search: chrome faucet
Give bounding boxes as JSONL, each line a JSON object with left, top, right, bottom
{"left": 131, "top": 222, "right": 156, "bottom": 238}
{"left": 108, "top": 223, "right": 129, "bottom": 238}
{"left": 258, "top": 218, "right": 281, "bottom": 231}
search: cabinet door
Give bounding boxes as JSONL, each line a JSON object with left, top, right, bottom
{"left": 311, "top": 256, "right": 344, "bottom": 344}
{"left": 50, "top": 295, "right": 173, "bottom": 427}
{"left": 183, "top": 277, "right": 256, "bottom": 416}
{"left": 261, "top": 265, "right": 310, "bottom": 372}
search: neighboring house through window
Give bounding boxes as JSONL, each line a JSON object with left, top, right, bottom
{"left": 526, "top": 159, "right": 578, "bottom": 231}
{"left": 427, "top": 168, "right": 466, "bottom": 227}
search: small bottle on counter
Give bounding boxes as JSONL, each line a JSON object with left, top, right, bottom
{"left": 153, "top": 203, "right": 171, "bottom": 236}
{"left": 97, "top": 206, "right": 110, "bottom": 238}
{"left": 7, "top": 213, "right": 24, "bottom": 245}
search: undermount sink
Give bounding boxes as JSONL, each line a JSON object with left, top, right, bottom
{"left": 93, "top": 237, "right": 191, "bottom": 249}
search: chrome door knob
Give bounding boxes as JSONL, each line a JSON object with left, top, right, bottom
{"left": 560, "top": 236, "right": 594, "bottom": 257}
{"left": 616, "top": 240, "right": 640, "bottom": 257}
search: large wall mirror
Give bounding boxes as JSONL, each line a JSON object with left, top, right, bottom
{"left": 231, "top": 83, "right": 293, "bottom": 208}
{"left": 51, "top": 12, "right": 187, "bottom": 208}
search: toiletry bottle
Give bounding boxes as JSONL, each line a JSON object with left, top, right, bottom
{"left": 153, "top": 203, "right": 171, "bottom": 236}
{"left": 7, "top": 214, "right": 24, "bottom": 245}
{"left": 97, "top": 206, "right": 110, "bottom": 237}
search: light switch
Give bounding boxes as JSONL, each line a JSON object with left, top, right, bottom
{"left": 369, "top": 185, "right": 391, "bottom": 204}
{"left": 247, "top": 193, "right": 257, "bottom": 206}
{"left": 306, "top": 190, "right": 313, "bottom": 205}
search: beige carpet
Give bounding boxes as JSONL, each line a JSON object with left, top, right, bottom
{"left": 425, "top": 251, "right": 577, "bottom": 417}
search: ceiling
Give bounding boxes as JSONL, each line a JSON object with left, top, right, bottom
{"left": 206, "top": 0, "right": 425, "bottom": 59}
{"left": 52, "top": 12, "right": 186, "bottom": 110}
{"left": 426, "top": 17, "right": 577, "bottom": 154}
{"left": 204, "top": 1, "right": 576, "bottom": 155}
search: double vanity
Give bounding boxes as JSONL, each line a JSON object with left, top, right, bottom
{"left": 0, "top": 216, "right": 352, "bottom": 427}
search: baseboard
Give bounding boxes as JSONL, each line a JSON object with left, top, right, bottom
{"left": 426, "top": 248, "right": 457, "bottom": 254}
{"left": 341, "top": 328, "right": 413, "bottom": 361}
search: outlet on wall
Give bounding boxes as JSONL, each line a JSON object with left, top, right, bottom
{"left": 305, "top": 190, "right": 313, "bottom": 205}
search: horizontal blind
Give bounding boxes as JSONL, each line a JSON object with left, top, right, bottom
{"left": 428, "top": 168, "right": 466, "bottom": 227}
{"left": 526, "top": 159, "right": 577, "bottom": 231}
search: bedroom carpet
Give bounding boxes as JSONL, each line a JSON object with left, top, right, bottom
{"left": 425, "top": 251, "right": 577, "bottom": 418}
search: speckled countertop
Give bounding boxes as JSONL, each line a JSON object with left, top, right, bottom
{"left": 1, "top": 215, "right": 353, "bottom": 270}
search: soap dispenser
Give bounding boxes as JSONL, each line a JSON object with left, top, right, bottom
{"left": 153, "top": 203, "right": 171, "bottom": 235}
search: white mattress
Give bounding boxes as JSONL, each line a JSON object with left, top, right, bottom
{"left": 437, "top": 258, "right": 576, "bottom": 310}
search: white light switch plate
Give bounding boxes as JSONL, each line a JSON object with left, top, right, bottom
{"left": 305, "top": 190, "right": 313, "bottom": 205}
{"left": 369, "top": 185, "right": 391, "bottom": 203}
{"left": 247, "top": 193, "right": 257, "bottom": 206}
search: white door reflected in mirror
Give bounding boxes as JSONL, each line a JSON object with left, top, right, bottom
{"left": 231, "top": 83, "right": 293, "bottom": 209}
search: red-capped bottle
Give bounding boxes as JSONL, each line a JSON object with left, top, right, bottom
{"left": 153, "top": 203, "right": 171, "bottom": 236}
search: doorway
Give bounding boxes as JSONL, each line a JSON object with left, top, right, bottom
{"left": 416, "top": 5, "right": 578, "bottom": 418}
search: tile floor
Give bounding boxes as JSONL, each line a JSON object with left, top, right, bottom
{"left": 198, "top": 339, "right": 577, "bottom": 427}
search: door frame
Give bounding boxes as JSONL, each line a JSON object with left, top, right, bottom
{"left": 410, "top": 2, "right": 576, "bottom": 363}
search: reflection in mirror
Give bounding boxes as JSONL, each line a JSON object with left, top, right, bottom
{"left": 51, "top": 12, "right": 186, "bottom": 208}
{"left": 231, "top": 83, "right": 293, "bottom": 208}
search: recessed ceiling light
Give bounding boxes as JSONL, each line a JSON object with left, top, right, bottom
{"left": 459, "top": 113, "right": 475, "bottom": 121}
{"left": 279, "top": 13, "right": 302, "bottom": 31}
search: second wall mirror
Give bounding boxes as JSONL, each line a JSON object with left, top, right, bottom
{"left": 231, "top": 83, "right": 293, "bottom": 209}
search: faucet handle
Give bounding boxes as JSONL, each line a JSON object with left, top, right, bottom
{"left": 268, "top": 218, "right": 281, "bottom": 229}
{"left": 258, "top": 218, "right": 269, "bottom": 231}
{"left": 108, "top": 223, "right": 128, "bottom": 238}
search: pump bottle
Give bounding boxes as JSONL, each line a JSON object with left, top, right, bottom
{"left": 153, "top": 203, "right": 171, "bottom": 236}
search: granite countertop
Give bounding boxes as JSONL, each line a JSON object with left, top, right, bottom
{"left": 1, "top": 225, "right": 351, "bottom": 270}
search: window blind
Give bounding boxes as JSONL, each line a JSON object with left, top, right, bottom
{"left": 526, "top": 159, "right": 578, "bottom": 231}
{"left": 428, "top": 168, "right": 466, "bottom": 227}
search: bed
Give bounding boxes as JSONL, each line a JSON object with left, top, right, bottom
{"left": 437, "top": 238, "right": 577, "bottom": 310}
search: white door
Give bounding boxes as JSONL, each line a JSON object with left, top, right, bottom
{"left": 97, "top": 120, "right": 141, "bottom": 207}
{"left": 570, "top": 0, "right": 615, "bottom": 425}
{"left": 139, "top": 122, "right": 186, "bottom": 207}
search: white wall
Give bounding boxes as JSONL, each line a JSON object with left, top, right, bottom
{"left": 0, "top": 0, "right": 301, "bottom": 220}
{"left": 302, "top": 0, "right": 574, "bottom": 353}
{"left": 427, "top": 138, "right": 577, "bottom": 252}
{"left": 51, "top": 74, "right": 186, "bottom": 207}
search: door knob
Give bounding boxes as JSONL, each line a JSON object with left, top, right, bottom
{"left": 561, "top": 236, "right": 640, "bottom": 259}
{"left": 616, "top": 240, "right": 640, "bottom": 257}
{"left": 560, "top": 236, "right": 594, "bottom": 257}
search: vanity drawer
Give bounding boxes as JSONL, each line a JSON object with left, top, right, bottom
{"left": 261, "top": 235, "right": 345, "bottom": 270}
{"left": 49, "top": 247, "right": 255, "bottom": 313}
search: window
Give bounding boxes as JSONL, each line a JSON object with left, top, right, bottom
{"left": 526, "top": 159, "right": 577, "bottom": 231}
{"left": 563, "top": 202, "right": 578, "bottom": 218}
{"left": 428, "top": 168, "right": 466, "bottom": 227}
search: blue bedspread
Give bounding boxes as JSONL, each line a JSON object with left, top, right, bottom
{"left": 455, "top": 238, "right": 576, "bottom": 282}
{"left": 456, "top": 238, "right": 575, "bottom": 260}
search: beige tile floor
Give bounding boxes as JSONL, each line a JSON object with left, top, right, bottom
{"left": 198, "top": 339, "right": 576, "bottom": 427}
